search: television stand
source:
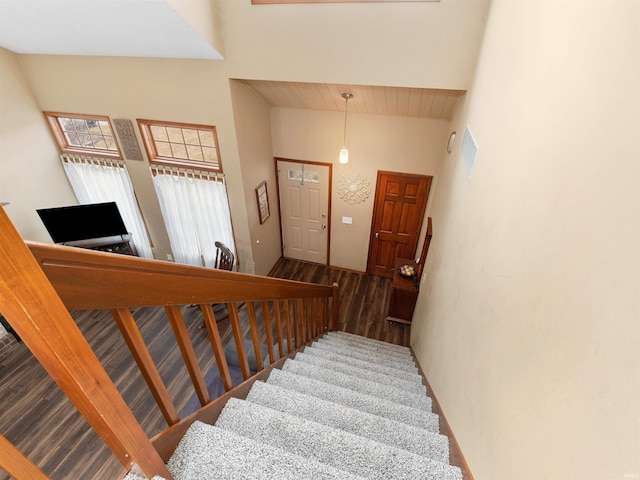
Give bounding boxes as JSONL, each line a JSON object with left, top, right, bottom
{"left": 64, "top": 233, "right": 138, "bottom": 256}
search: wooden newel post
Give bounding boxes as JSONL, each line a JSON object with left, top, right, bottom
{"left": 0, "top": 209, "right": 172, "bottom": 479}
{"left": 331, "top": 282, "right": 340, "bottom": 331}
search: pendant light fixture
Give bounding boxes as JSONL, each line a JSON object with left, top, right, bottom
{"left": 339, "top": 92, "right": 353, "bottom": 164}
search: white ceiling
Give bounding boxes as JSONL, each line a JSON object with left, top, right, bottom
{"left": 0, "top": 0, "right": 222, "bottom": 59}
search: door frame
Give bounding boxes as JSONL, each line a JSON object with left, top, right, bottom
{"left": 274, "top": 157, "right": 333, "bottom": 265}
{"left": 366, "top": 170, "right": 432, "bottom": 277}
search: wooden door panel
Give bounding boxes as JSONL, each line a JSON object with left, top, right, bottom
{"left": 367, "top": 171, "right": 432, "bottom": 278}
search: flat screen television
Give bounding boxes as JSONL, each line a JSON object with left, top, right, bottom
{"left": 37, "top": 202, "right": 128, "bottom": 244}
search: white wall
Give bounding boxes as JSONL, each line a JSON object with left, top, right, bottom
{"left": 270, "top": 107, "right": 449, "bottom": 271}
{"left": 411, "top": 1, "right": 640, "bottom": 479}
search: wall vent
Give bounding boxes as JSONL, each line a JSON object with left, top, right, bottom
{"left": 461, "top": 125, "right": 478, "bottom": 179}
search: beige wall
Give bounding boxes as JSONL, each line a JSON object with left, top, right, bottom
{"left": 229, "top": 80, "right": 281, "bottom": 275}
{"left": 1, "top": 1, "right": 491, "bottom": 275}
{"left": 0, "top": 47, "right": 77, "bottom": 241}
{"left": 167, "top": 0, "right": 225, "bottom": 57}
{"left": 17, "top": 54, "right": 256, "bottom": 272}
{"left": 270, "top": 107, "right": 449, "bottom": 271}
{"left": 220, "top": 0, "right": 491, "bottom": 90}
{"left": 411, "top": 1, "right": 640, "bottom": 479}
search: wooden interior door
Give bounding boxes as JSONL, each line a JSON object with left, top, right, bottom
{"left": 277, "top": 159, "right": 331, "bottom": 265}
{"left": 367, "top": 171, "right": 432, "bottom": 278}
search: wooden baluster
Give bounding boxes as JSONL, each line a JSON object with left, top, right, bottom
{"left": 262, "top": 300, "right": 275, "bottom": 364}
{"left": 313, "top": 297, "right": 320, "bottom": 337}
{"left": 312, "top": 298, "right": 318, "bottom": 338}
{"left": 0, "top": 434, "right": 49, "bottom": 480}
{"left": 0, "top": 209, "right": 172, "bottom": 479}
{"left": 111, "top": 308, "right": 180, "bottom": 426}
{"left": 306, "top": 298, "right": 312, "bottom": 340}
{"left": 200, "top": 304, "right": 233, "bottom": 392}
{"left": 164, "top": 305, "right": 210, "bottom": 406}
{"left": 332, "top": 282, "right": 340, "bottom": 331}
{"left": 322, "top": 297, "right": 328, "bottom": 333}
{"left": 246, "top": 302, "right": 264, "bottom": 372}
{"left": 298, "top": 298, "right": 307, "bottom": 345}
{"left": 318, "top": 297, "right": 324, "bottom": 334}
{"left": 227, "top": 302, "right": 251, "bottom": 380}
{"left": 292, "top": 299, "right": 300, "bottom": 348}
{"left": 284, "top": 299, "right": 293, "bottom": 353}
{"left": 273, "top": 299, "right": 285, "bottom": 358}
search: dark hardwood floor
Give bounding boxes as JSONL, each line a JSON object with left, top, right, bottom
{"left": 0, "top": 258, "right": 407, "bottom": 479}
{"left": 269, "top": 258, "right": 409, "bottom": 346}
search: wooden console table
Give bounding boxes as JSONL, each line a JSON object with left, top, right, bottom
{"left": 386, "top": 258, "right": 419, "bottom": 325}
{"left": 65, "top": 233, "right": 138, "bottom": 256}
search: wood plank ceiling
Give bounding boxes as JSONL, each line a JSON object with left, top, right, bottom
{"left": 239, "top": 80, "right": 465, "bottom": 120}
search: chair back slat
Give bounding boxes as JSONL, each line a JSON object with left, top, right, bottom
{"left": 214, "top": 241, "right": 234, "bottom": 271}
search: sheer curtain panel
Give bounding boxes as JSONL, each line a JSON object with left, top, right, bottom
{"left": 61, "top": 154, "right": 153, "bottom": 259}
{"left": 151, "top": 167, "right": 234, "bottom": 268}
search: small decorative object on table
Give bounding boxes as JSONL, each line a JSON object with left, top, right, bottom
{"left": 397, "top": 263, "right": 416, "bottom": 278}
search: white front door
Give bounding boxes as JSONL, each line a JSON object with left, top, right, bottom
{"left": 277, "top": 159, "right": 330, "bottom": 265}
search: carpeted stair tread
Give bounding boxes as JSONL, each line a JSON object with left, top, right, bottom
{"left": 215, "top": 398, "right": 462, "bottom": 480}
{"left": 167, "top": 420, "right": 365, "bottom": 480}
{"left": 293, "top": 351, "right": 426, "bottom": 396}
{"left": 316, "top": 335, "right": 413, "bottom": 363}
{"left": 302, "top": 344, "right": 424, "bottom": 385}
{"left": 325, "top": 331, "right": 413, "bottom": 355}
{"left": 310, "top": 340, "right": 419, "bottom": 373}
{"left": 282, "top": 358, "right": 431, "bottom": 411}
{"left": 266, "top": 368, "right": 439, "bottom": 432}
{"left": 246, "top": 381, "right": 449, "bottom": 462}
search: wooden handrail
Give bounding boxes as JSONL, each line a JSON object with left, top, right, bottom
{"left": 1, "top": 210, "right": 339, "bottom": 478}
{"left": 0, "top": 209, "right": 172, "bottom": 479}
{"left": 26, "top": 241, "right": 334, "bottom": 309}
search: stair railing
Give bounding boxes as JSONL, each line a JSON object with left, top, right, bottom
{"left": 0, "top": 208, "right": 338, "bottom": 480}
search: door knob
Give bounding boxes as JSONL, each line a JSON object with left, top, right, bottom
{"left": 375, "top": 232, "right": 379, "bottom": 238}
{"left": 321, "top": 224, "right": 326, "bottom": 230}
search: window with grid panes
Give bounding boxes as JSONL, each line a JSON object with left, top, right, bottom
{"left": 137, "top": 119, "right": 222, "bottom": 172}
{"left": 44, "top": 112, "right": 121, "bottom": 158}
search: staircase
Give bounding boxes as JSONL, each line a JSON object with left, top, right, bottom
{"left": 127, "top": 331, "right": 463, "bottom": 480}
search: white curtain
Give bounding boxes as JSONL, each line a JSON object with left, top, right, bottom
{"left": 61, "top": 154, "right": 154, "bottom": 259}
{"left": 151, "top": 166, "right": 235, "bottom": 268}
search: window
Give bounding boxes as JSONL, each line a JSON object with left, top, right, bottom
{"left": 137, "top": 119, "right": 222, "bottom": 172}
{"left": 44, "top": 112, "right": 121, "bottom": 158}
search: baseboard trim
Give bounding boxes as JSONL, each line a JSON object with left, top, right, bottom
{"left": 411, "top": 350, "right": 474, "bottom": 480}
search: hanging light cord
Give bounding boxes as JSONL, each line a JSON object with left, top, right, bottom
{"left": 343, "top": 95, "right": 349, "bottom": 146}
{"left": 342, "top": 93, "right": 353, "bottom": 146}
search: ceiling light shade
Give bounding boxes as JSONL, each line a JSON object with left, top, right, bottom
{"left": 339, "top": 92, "right": 353, "bottom": 164}
{"left": 339, "top": 147, "right": 349, "bottom": 164}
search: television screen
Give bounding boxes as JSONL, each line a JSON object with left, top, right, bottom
{"left": 37, "top": 202, "right": 128, "bottom": 244}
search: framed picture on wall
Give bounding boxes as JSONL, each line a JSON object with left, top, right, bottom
{"left": 255, "top": 181, "right": 270, "bottom": 224}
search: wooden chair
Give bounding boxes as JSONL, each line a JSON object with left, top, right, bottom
{"left": 214, "top": 241, "right": 234, "bottom": 271}
{"left": 211, "top": 241, "right": 235, "bottom": 322}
